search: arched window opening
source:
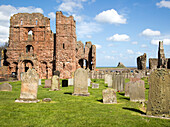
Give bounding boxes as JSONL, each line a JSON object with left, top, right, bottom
{"left": 63, "top": 43, "right": 65, "bottom": 49}
{"left": 63, "top": 63, "right": 65, "bottom": 69}
{"left": 28, "top": 30, "right": 33, "bottom": 41}
{"left": 21, "top": 20, "right": 23, "bottom": 25}
{"left": 36, "top": 20, "right": 38, "bottom": 25}
{"left": 26, "top": 45, "right": 34, "bottom": 53}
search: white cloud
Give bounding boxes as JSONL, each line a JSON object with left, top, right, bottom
{"left": 156, "top": 0, "right": 170, "bottom": 9}
{"left": 136, "top": 51, "right": 143, "bottom": 55}
{"left": 107, "top": 34, "right": 130, "bottom": 42}
{"left": 72, "top": 14, "right": 83, "bottom": 23}
{"left": 95, "top": 44, "right": 102, "bottom": 49}
{"left": 141, "top": 44, "right": 147, "bottom": 48}
{"left": 127, "top": 49, "right": 134, "bottom": 54}
{"left": 77, "top": 22, "right": 101, "bottom": 38}
{"left": 105, "top": 55, "right": 114, "bottom": 60}
{"left": 131, "top": 41, "right": 138, "bottom": 45}
{"left": 48, "top": 12, "right": 55, "bottom": 20}
{"left": 95, "top": 9, "right": 127, "bottom": 24}
{"left": 151, "top": 39, "right": 170, "bottom": 45}
{"left": 58, "top": 1, "right": 83, "bottom": 13}
{"left": 141, "top": 29, "right": 161, "bottom": 36}
{"left": 0, "top": 5, "right": 44, "bottom": 44}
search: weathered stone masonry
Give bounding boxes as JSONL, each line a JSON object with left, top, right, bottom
{"left": 2, "top": 12, "right": 96, "bottom": 79}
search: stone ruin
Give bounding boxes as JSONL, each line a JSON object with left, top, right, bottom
{"left": 147, "top": 69, "right": 170, "bottom": 117}
{"left": 1, "top": 11, "right": 96, "bottom": 79}
{"left": 149, "top": 41, "right": 170, "bottom": 69}
{"left": 137, "top": 53, "right": 146, "bottom": 70}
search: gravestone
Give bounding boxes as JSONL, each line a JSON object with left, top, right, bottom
{"left": 62, "top": 80, "right": 68, "bottom": 87}
{"left": 129, "top": 77, "right": 140, "bottom": 82}
{"left": 50, "top": 75, "right": 60, "bottom": 91}
{"left": 106, "top": 74, "right": 112, "bottom": 88}
{"left": 102, "top": 88, "right": 117, "bottom": 104}
{"left": 92, "top": 83, "right": 99, "bottom": 89}
{"left": 147, "top": 69, "right": 170, "bottom": 117}
{"left": 44, "top": 80, "right": 51, "bottom": 88}
{"left": 0, "top": 83, "right": 12, "bottom": 91}
{"left": 72, "top": 68, "right": 90, "bottom": 96}
{"left": 88, "top": 78, "right": 91, "bottom": 86}
{"left": 104, "top": 74, "right": 109, "bottom": 84}
{"left": 15, "top": 69, "right": 39, "bottom": 103}
{"left": 68, "top": 78, "right": 74, "bottom": 86}
{"left": 39, "top": 79, "right": 41, "bottom": 85}
{"left": 129, "top": 80, "right": 145, "bottom": 102}
{"left": 125, "top": 82, "right": 130, "bottom": 97}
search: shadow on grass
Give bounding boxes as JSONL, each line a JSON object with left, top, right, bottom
{"left": 64, "top": 92, "right": 72, "bottom": 95}
{"left": 97, "top": 99, "right": 103, "bottom": 103}
{"left": 118, "top": 92, "right": 125, "bottom": 96}
{"left": 119, "top": 97, "right": 130, "bottom": 100}
{"left": 122, "top": 107, "right": 146, "bottom": 115}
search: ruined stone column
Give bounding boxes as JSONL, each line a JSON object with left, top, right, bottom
{"left": 158, "top": 41, "right": 167, "bottom": 68}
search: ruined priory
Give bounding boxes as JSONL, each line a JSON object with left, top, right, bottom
{"left": 1, "top": 11, "right": 96, "bottom": 79}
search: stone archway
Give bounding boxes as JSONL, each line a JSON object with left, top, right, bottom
{"left": 78, "top": 59, "right": 88, "bottom": 69}
{"left": 22, "top": 60, "right": 33, "bottom": 72}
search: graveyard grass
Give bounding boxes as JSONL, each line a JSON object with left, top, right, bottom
{"left": 0, "top": 79, "right": 169, "bottom": 127}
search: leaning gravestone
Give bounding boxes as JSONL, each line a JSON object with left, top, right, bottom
{"left": 129, "top": 80, "right": 145, "bottom": 102}
{"left": 102, "top": 88, "right": 117, "bottom": 104}
{"left": 72, "top": 68, "right": 90, "bottom": 96}
{"left": 44, "top": 80, "right": 51, "bottom": 88}
{"left": 15, "top": 69, "right": 39, "bottom": 103}
{"left": 50, "top": 75, "right": 60, "bottom": 91}
{"left": 0, "top": 83, "right": 12, "bottom": 91}
{"left": 147, "top": 69, "right": 170, "bottom": 117}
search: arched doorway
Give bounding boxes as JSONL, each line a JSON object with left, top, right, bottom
{"left": 26, "top": 45, "right": 34, "bottom": 53}
{"left": 22, "top": 60, "right": 33, "bottom": 72}
{"left": 78, "top": 59, "right": 88, "bottom": 69}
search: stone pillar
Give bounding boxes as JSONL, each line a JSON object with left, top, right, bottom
{"left": 158, "top": 41, "right": 167, "bottom": 68}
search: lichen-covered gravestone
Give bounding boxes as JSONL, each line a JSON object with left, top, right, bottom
{"left": 15, "top": 69, "right": 39, "bottom": 103}
{"left": 0, "top": 83, "right": 12, "bottom": 91}
{"left": 72, "top": 68, "right": 90, "bottom": 96}
{"left": 50, "top": 75, "right": 60, "bottom": 91}
{"left": 105, "top": 74, "right": 112, "bottom": 88}
{"left": 102, "top": 88, "right": 117, "bottom": 104}
{"left": 147, "top": 69, "right": 170, "bottom": 117}
{"left": 129, "top": 80, "right": 145, "bottom": 102}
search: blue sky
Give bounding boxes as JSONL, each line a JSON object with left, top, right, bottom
{"left": 0, "top": 0, "right": 170, "bottom": 67}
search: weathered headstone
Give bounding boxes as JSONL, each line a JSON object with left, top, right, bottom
{"left": 147, "top": 69, "right": 170, "bottom": 117}
{"left": 68, "top": 78, "right": 74, "bottom": 86}
{"left": 39, "top": 79, "right": 41, "bottom": 85}
{"left": 129, "top": 80, "right": 145, "bottom": 102}
{"left": 50, "top": 75, "right": 60, "bottom": 91}
{"left": 92, "top": 83, "right": 99, "bottom": 89}
{"left": 104, "top": 74, "right": 109, "bottom": 84}
{"left": 44, "top": 80, "right": 51, "bottom": 88}
{"left": 125, "top": 82, "right": 130, "bottom": 97}
{"left": 129, "top": 77, "right": 140, "bottom": 82}
{"left": 106, "top": 74, "right": 112, "bottom": 88}
{"left": 72, "top": 68, "right": 90, "bottom": 96}
{"left": 15, "top": 69, "right": 39, "bottom": 103}
{"left": 102, "top": 88, "right": 117, "bottom": 104}
{"left": 62, "top": 80, "right": 68, "bottom": 87}
{"left": 0, "top": 83, "right": 12, "bottom": 91}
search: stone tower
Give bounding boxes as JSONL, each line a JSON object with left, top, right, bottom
{"left": 6, "top": 13, "right": 54, "bottom": 80}
{"left": 158, "top": 41, "right": 167, "bottom": 68}
{"left": 55, "top": 11, "right": 77, "bottom": 79}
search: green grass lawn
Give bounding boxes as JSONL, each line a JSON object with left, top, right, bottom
{"left": 0, "top": 79, "right": 169, "bottom": 127}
